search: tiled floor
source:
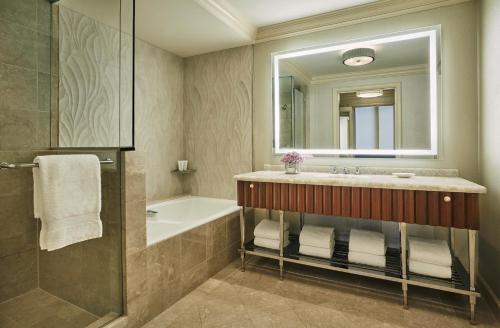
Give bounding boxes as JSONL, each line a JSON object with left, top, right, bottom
{"left": 143, "top": 258, "right": 499, "bottom": 328}
{"left": 0, "top": 289, "right": 98, "bottom": 328}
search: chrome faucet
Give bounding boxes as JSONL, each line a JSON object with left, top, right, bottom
{"left": 330, "top": 166, "right": 337, "bottom": 174}
{"left": 343, "top": 167, "right": 349, "bottom": 174}
{"left": 355, "top": 166, "right": 361, "bottom": 175}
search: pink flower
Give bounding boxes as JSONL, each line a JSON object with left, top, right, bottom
{"left": 281, "top": 151, "right": 304, "bottom": 164}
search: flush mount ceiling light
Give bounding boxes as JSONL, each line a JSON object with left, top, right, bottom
{"left": 356, "top": 89, "right": 383, "bottom": 98}
{"left": 342, "top": 48, "right": 375, "bottom": 66}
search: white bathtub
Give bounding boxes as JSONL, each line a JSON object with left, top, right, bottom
{"left": 146, "top": 196, "right": 241, "bottom": 246}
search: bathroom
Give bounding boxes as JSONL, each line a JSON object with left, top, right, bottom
{"left": 0, "top": 0, "right": 499, "bottom": 327}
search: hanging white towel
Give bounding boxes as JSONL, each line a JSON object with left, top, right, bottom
{"left": 348, "top": 251, "right": 386, "bottom": 268}
{"left": 349, "top": 229, "right": 385, "bottom": 256}
{"left": 299, "top": 245, "right": 333, "bottom": 259}
{"left": 254, "top": 219, "right": 289, "bottom": 240}
{"left": 33, "top": 154, "right": 102, "bottom": 251}
{"left": 254, "top": 233, "right": 290, "bottom": 250}
{"left": 409, "top": 237, "right": 452, "bottom": 267}
{"left": 409, "top": 260, "right": 452, "bottom": 279}
{"left": 299, "top": 225, "right": 334, "bottom": 249}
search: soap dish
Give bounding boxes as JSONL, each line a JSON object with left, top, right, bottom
{"left": 392, "top": 172, "right": 416, "bottom": 178}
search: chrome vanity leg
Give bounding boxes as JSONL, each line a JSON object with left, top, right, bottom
{"left": 240, "top": 207, "right": 246, "bottom": 272}
{"left": 450, "top": 227, "right": 456, "bottom": 256}
{"left": 299, "top": 213, "right": 304, "bottom": 230}
{"left": 468, "top": 229, "right": 477, "bottom": 324}
{"left": 279, "top": 210, "right": 284, "bottom": 280}
{"left": 400, "top": 222, "right": 409, "bottom": 309}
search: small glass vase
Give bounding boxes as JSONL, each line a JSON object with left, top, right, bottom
{"left": 285, "top": 162, "right": 300, "bottom": 174}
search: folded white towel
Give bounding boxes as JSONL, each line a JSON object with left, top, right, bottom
{"left": 299, "top": 225, "right": 334, "bottom": 249}
{"left": 33, "top": 155, "right": 102, "bottom": 251}
{"left": 409, "top": 260, "right": 452, "bottom": 279}
{"left": 254, "top": 219, "right": 289, "bottom": 240}
{"left": 348, "top": 251, "right": 386, "bottom": 268}
{"left": 299, "top": 245, "right": 333, "bottom": 259}
{"left": 409, "top": 237, "right": 452, "bottom": 267}
{"left": 254, "top": 235, "right": 290, "bottom": 250}
{"left": 349, "top": 229, "right": 385, "bottom": 256}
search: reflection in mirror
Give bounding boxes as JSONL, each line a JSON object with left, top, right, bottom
{"left": 51, "top": 0, "right": 134, "bottom": 148}
{"left": 274, "top": 28, "right": 439, "bottom": 157}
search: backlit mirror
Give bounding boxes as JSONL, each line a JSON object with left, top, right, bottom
{"left": 273, "top": 27, "right": 440, "bottom": 157}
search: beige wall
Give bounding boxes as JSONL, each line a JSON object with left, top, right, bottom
{"left": 184, "top": 45, "right": 254, "bottom": 200}
{"left": 479, "top": 0, "right": 500, "bottom": 304}
{"left": 254, "top": 2, "right": 479, "bottom": 182}
{"left": 135, "top": 39, "right": 185, "bottom": 202}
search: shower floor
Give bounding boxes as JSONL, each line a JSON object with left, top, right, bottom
{"left": 0, "top": 289, "right": 98, "bottom": 328}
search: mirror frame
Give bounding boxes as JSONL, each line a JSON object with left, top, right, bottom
{"left": 272, "top": 26, "right": 440, "bottom": 157}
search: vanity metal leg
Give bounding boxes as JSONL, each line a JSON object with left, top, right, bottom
{"left": 279, "top": 210, "right": 284, "bottom": 280}
{"left": 400, "top": 222, "right": 409, "bottom": 309}
{"left": 468, "top": 229, "right": 477, "bottom": 324}
{"left": 240, "top": 207, "right": 246, "bottom": 272}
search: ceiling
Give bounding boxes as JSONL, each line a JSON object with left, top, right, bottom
{"left": 136, "top": 0, "right": 379, "bottom": 57}
{"left": 282, "top": 37, "right": 429, "bottom": 78}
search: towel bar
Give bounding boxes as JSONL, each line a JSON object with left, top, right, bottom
{"left": 0, "top": 158, "right": 114, "bottom": 169}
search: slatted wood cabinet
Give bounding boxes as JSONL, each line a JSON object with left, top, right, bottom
{"left": 237, "top": 181, "right": 480, "bottom": 230}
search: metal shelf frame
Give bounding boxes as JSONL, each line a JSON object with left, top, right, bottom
{"left": 238, "top": 208, "right": 480, "bottom": 324}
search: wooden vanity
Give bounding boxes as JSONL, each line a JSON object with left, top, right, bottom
{"left": 235, "top": 171, "right": 486, "bottom": 322}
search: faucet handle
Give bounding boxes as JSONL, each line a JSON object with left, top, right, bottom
{"left": 355, "top": 166, "right": 361, "bottom": 175}
{"left": 330, "top": 165, "right": 337, "bottom": 174}
{"left": 343, "top": 167, "right": 349, "bottom": 174}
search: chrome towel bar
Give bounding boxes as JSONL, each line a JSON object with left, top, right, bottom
{"left": 0, "top": 158, "right": 114, "bottom": 170}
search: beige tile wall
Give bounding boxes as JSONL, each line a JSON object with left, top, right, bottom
{"left": 135, "top": 40, "right": 185, "bottom": 203}
{"left": 184, "top": 45, "right": 254, "bottom": 200}
{"left": 0, "top": 0, "right": 52, "bottom": 302}
{"left": 121, "top": 151, "right": 254, "bottom": 327}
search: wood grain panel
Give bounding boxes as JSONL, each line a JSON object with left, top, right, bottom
{"left": 265, "top": 183, "right": 273, "bottom": 209}
{"left": 371, "top": 188, "right": 382, "bottom": 220}
{"left": 392, "top": 190, "right": 404, "bottom": 222}
{"left": 314, "top": 185, "right": 324, "bottom": 214}
{"left": 351, "top": 187, "right": 361, "bottom": 218}
{"left": 237, "top": 181, "right": 244, "bottom": 206}
{"left": 452, "top": 193, "right": 466, "bottom": 229}
{"left": 258, "top": 182, "right": 266, "bottom": 208}
{"left": 381, "top": 189, "right": 392, "bottom": 220}
{"left": 306, "top": 185, "right": 315, "bottom": 213}
{"left": 427, "top": 191, "right": 440, "bottom": 226}
{"left": 439, "top": 192, "right": 452, "bottom": 227}
{"left": 280, "top": 184, "right": 289, "bottom": 210}
{"left": 341, "top": 187, "right": 351, "bottom": 217}
{"left": 323, "top": 186, "right": 332, "bottom": 215}
{"left": 244, "top": 181, "right": 251, "bottom": 207}
{"left": 360, "top": 188, "right": 371, "bottom": 218}
{"left": 272, "top": 183, "right": 281, "bottom": 210}
{"left": 415, "top": 191, "right": 427, "bottom": 225}
{"left": 403, "top": 190, "right": 415, "bottom": 223}
{"left": 332, "top": 187, "right": 342, "bottom": 216}
{"left": 297, "top": 184, "right": 306, "bottom": 213}
{"left": 465, "top": 193, "right": 479, "bottom": 230}
{"left": 289, "top": 184, "right": 297, "bottom": 212}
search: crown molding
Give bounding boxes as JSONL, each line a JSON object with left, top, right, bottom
{"left": 310, "top": 64, "right": 428, "bottom": 85}
{"left": 256, "top": 0, "right": 472, "bottom": 43}
{"left": 194, "top": 0, "right": 257, "bottom": 41}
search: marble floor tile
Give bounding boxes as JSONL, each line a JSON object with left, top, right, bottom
{"left": 0, "top": 288, "right": 99, "bottom": 328}
{"left": 142, "top": 260, "right": 500, "bottom": 328}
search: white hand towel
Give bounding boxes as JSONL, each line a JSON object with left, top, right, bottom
{"left": 348, "top": 251, "right": 386, "bottom": 268}
{"left": 409, "top": 260, "right": 452, "bottom": 279}
{"left": 349, "top": 229, "right": 385, "bottom": 256}
{"left": 299, "top": 245, "right": 333, "bottom": 259}
{"left": 33, "top": 155, "right": 102, "bottom": 251}
{"left": 254, "top": 234, "right": 290, "bottom": 250}
{"left": 409, "top": 237, "right": 452, "bottom": 267}
{"left": 299, "top": 225, "right": 334, "bottom": 249}
{"left": 254, "top": 219, "right": 289, "bottom": 240}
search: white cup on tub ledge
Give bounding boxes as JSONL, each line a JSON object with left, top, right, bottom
{"left": 178, "top": 160, "right": 188, "bottom": 171}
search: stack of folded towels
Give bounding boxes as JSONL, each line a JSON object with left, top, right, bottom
{"left": 254, "top": 219, "right": 289, "bottom": 250}
{"left": 299, "top": 225, "right": 335, "bottom": 259}
{"left": 409, "top": 237, "right": 452, "bottom": 279}
{"left": 348, "top": 229, "right": 386, "bottom": 267}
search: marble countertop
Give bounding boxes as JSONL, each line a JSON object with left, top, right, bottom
{"left": 234, "top": 171, "right": 487, "bottom": 194}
